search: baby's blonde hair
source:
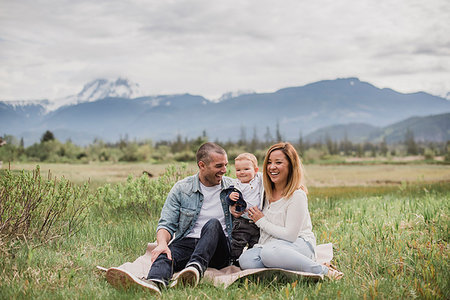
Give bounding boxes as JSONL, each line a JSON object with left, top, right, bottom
{"left": 235, "top": 153, "right": 258, "bottom": 169}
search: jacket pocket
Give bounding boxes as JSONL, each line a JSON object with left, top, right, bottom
{"left": 179, "top": 207, "right": 196, "bottom": 233}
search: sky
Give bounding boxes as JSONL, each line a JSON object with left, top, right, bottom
{"left": 1, "top": 0, "right": 449, "bottom": 102}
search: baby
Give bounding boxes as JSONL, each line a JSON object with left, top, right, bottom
{"left": 225, "top": 153, "right": 264, "bottom": 265}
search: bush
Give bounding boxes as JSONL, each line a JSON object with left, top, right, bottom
{"left": 173, "top": 150, "right": 196, "bottom": 162}
{"left": 0, "top": 166, "right": 92, "bottom": 247}
{"left": 94, "top": 164, "right": 192, "bottom": 218}
{"left": 424, "top": 148, "right": 435, "bottom": 160}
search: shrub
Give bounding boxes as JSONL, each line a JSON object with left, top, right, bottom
{"left": 424, "top": 148, "right": 435, "bottom": 160}
{"left": 0, "top": 166, "right": 92, "bottom": 247}
{"left": 174, "top": 150, "right": 196, "bottom": 162}
{"left": 94, "top": 164, "right": 192, "bottom": 218}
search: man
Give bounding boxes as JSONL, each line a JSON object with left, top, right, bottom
{"left": 107, "top": 142, "right": 234, "bottom": 295}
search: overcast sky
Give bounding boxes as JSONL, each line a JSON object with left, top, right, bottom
{"left": 1, "top": 0, "right": 449, "bottom": 102}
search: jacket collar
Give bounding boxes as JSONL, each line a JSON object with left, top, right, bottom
{"left": 193, "top": 172, "right": 227, "bottom": 193}
{"left": 192, "top": 173, "right": 201, "bottom": 193}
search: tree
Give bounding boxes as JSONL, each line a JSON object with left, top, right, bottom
{"left": 249, "top": 127, "right": 259, "bottom": 153}
{"left": 275, "top": 121, "right": 283, "bottom": 142}
{"left": 264, "top": 127, "right": 273, "bottom": 145}
{"left": 404, "top": 128, "right": 418, "bottom": 155}
{"left": 445, "top": 141, "right": 450, "bottom": 162}
{"left": 340, "top": 131, "right": 352, "bottom": 156}
{"left": 380, "top": 136, "right": 388, "bottom": 156}
{"left": 297, "top": 132, "right": 305, "bottom": 157}
{"left": 238, "top": 125, "right": 247, "bottom": 147}
{"left": 325, "top": 133, "right": 338, "bottom": 155}
{"left": 41, "top": 130, "right": 55, "bottom": 143}
{"left": 171, "top": 134, "right": 185, "bottom": 153}
{"left": 356, "top": 144, "right": 364, "bottom": 157}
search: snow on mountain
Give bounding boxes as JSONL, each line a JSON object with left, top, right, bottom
{"left": 45, "top": 78, "right": 142, "bottom": 112}
{"left": 5, "top": 99, "right": 50, "bottom": 108}
{"left": 445, "top": 91, "right": 450, "bottom": 101}
{"left": 216, "top": 90, "right": 255, "bottom": 102}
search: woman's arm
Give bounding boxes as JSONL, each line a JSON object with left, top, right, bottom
{"left": 255, "top": 191, "right": 308, "bottom": 242}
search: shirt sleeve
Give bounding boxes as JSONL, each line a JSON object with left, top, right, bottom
{"left": 156, "top": 184, "right": 182, "bottom": 238}
{"left": 255, "top": 190, "right": 308, "bottom": 243}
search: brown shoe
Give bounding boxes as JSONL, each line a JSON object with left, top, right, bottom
{"left": 106, "top": 267, "right": 162, "bottom": 295}
{"left": 323, "top": 263, "right": 344, "bottom": 280}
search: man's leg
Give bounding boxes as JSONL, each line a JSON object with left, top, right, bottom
{"left": 188, "top": 218, "right": 231, "bottom": 274}
{"left": 147, "top": 238, "right": 196, "bottom": 286}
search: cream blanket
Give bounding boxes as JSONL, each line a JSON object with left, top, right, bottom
{"left": 99, "top": 242, "right": 333, "bottom": 288}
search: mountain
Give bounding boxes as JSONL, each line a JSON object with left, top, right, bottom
{"left": 305, "top": 112, "right": 450, "bottom": 144}
{"left": 1, "top": 77, "right": 449, "bottom": 145}
{"left": 374, "top": 113, "right": 450, "bottom": 143}
{"left": 304, "top": 123, "right": 381, "bottom": 143}
{"left": 46, "top": 78, "right": 142, "bottom": 111}
{"left": 0, "top": 101, "right": 47, "bottom": 136}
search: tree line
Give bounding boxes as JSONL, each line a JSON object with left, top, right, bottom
{"left": 0, "top": 129, "right": 449, "bottom": 164}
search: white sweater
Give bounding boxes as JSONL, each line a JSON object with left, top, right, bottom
{"left": 255, "top": 189, "right": 316, "bottom": 249}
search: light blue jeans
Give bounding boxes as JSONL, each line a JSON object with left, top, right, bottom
{"left": 238, "top": 238, "right": 328, "bottom": 275}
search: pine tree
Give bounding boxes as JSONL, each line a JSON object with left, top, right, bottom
{"left": 41, "top": 130, "right": 55, "bottom": 143}
{"left": 405, "top": 129, "right": 418, "bottom": 155}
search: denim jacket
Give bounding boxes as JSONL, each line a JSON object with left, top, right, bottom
{"left": 156, "top": 173, "right": 234, "bottom": 243}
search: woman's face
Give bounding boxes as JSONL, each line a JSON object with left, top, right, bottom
{"left": 266, "top": 149, "right": 290, "bottom": 187}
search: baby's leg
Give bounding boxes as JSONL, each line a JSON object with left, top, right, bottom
{"left": 246, "top": 222, "right": 260, "bottom": 249}
{"left": 230, "top": 218, "right": 250, "bottom": 259}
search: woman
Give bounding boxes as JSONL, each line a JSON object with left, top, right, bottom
{"left": 237, "top": 142, "right": 343, "bottom": 279}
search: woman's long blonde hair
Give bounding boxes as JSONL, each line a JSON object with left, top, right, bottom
{"left": 263, "top": 142, "right": 307, "bottom": 200}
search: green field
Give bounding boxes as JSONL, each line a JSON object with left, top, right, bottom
{"left": 0, "top": 163, "right": 449, "bottom": 299}
{"left": 5, "top": 162, "right": 450, "bottom": 187}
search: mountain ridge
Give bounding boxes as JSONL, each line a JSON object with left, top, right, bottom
{"left": 1, "top": 77, "right": 449, "bottom": 146}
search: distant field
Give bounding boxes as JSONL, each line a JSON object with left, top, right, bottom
{"left": 4, "top": 162, "right": 450, "bottom": 187}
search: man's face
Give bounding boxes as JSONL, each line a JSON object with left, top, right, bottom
{"left": 199, "top": 152, "right": 228, "bottom": 187}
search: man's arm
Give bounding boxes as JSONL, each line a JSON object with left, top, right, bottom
{"left": 156, "top": 183, "right": 182, "bottom": 239}
{"left": 151, "top": 181, "right": 184, "bottom": 262}
{"left": 151, "top": 228, "right": 172, "bottom": 262}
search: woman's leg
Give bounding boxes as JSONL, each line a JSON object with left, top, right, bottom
{"left": 260, "top": 239, "right": 328, "bottom": 275}
{"left": 238, "top": 247, "right": 265, "bottom": 270}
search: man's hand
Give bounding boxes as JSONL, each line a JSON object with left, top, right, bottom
{"left": 230, "top": 204, "right": 244, "bottom": 218}
{"left": 229, "top": 192, "right": 239, "bottom": 201}
{"left": 151, "top": 243, "right": 172, "bottom": 262}
{"left": 151, "top": 228, "right": 172, "bottom": 262}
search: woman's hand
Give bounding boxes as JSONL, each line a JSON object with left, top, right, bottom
{"left": 230, "top": 204, "right": 244, "bottom": 218}
{"left": 247, "top": 206, "right": 264, "bottom": 222}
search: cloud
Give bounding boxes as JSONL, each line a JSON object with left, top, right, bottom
{"left": 0, "top": 0, "right": 449, "bottom": 101}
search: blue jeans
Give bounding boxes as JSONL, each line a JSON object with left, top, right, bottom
{"left": 147, "top": 218, "right": 231, "bottom": 285}
{"left": 239, "top": 238, "right": 328, "bottom": 275}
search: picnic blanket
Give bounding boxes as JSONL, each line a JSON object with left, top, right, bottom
{"left": 98, "top": 242, "right": 334, "bottom": 288}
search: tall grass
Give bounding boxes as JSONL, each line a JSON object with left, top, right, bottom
{"left": 0, "top": 166, "right": 448, "bottom": 299}
{"left": 309, "top": 185, "right": 449, "bottom": 299}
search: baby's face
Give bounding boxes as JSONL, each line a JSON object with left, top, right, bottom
{"left": 235, "top": 160, "right": 257, "bottom": 183}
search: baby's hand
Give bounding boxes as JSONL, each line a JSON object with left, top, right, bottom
{"left": 229, "top": 192, "right": 239, "bottom": 201}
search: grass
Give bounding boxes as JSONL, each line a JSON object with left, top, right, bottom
{"left": 1, "top": 164, "right": 449, "bottom": 299}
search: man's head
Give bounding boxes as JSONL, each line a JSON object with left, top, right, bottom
{"left": 196, "top": 142, "right": 228, "bottom": 186}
